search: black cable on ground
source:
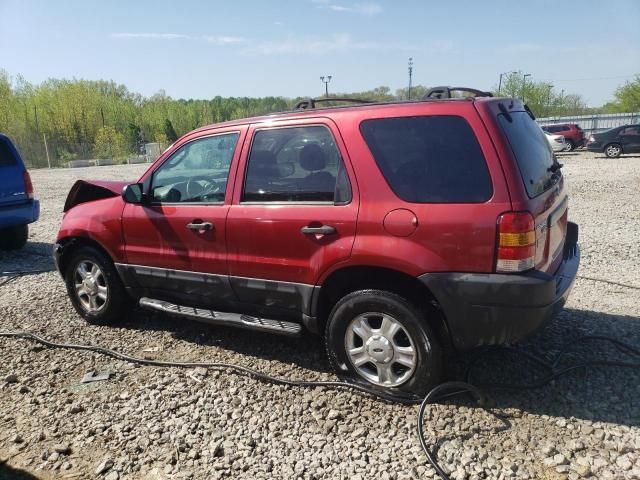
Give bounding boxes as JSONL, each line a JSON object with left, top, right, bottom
{"left": 1, "top": 331, "right": 639, "bottom": 480}
{"left": 0, "top": 268, "right": 57, "bottom": 287}
{"left": 576, "top": 274, "right": 640, "bottom": 290}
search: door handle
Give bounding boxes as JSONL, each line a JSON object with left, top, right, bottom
{"left": 301, "top": 225, "right": 336, "bottom": 235}
{"left": 187, "top": 221, "right": 214, "bottom": 231}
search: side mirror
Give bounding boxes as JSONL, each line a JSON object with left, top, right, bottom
{"left": 122, "top": 183, "right": 144, "bottom": 204}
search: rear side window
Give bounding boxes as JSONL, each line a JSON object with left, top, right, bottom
{"left": 499, "top": 112, "right": 558, "bottom": 197}
{"left": 0, "top": 138, "right": 18, "bottom": 167}
{"left": 360, "top": 116, "right": 492, "bottom": 203}
{"left": 243, "top": 125, "right": 351, "bottom": 203}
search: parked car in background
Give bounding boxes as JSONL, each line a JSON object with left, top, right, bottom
{"left": 587, "top": 124, "right": 640, "bottom": 158}
{"left": 0, "top": 134, "right": 39, "bottom": 249}
{"left": 545, "top": 132, "right": 567, "bottom": 152}
{"left": 541, "top": 123, "right": 585, "bottom": 151}
{"left": 53, "top": 88, "right": 579, "bottom": 400}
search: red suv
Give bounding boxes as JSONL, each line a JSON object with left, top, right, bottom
{"left": 541, "top": 123, "right": 585, "bottom": 151}
{"left": 54, "top": 88, "right": 580, "bottom": 400}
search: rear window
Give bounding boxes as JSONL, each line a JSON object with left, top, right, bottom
{"left": 360, "top": 116, "right": 492, "bottom": 203}
{"left": 499, "top": 112, "right": 558, "bottom": 197}
{"left": 0, "top": 138, "right": 18, "bottom": 167}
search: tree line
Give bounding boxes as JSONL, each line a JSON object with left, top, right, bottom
{"left": 0, "top": 70, "right": 637, "bottom": 168}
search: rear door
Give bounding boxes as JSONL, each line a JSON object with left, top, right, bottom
{"left": 495, "top": 110, "right": 567, "bottom": 274}
{"left": 0, "top": 135, "right": 27, "bottom": 208}
{"left": 226, "top": 119, "right": 358, "bottom": 315}
{"left": 619, "top": 126, "right": 640, "bottom": 153}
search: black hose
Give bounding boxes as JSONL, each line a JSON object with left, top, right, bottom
{"left": 2, "top": 330, "right": 638, "bottom": 480}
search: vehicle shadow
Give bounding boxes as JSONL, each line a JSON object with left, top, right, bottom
{"left": 119, "top": 307, "right": 332, "bottom": 374}
{"left": 449, "top": 307, "right": 640, "bottom": 427}
{"left": 0, "top": 462, "right": 40, "bottom": 480}
{"left": 594, "top": 155, "right": 640, "bottom": 159}
{"left": 118, "top": 306, "right": 640, "bottom": 426}
{"left": 0, "top": 241, "right": 56, "bottom": 272}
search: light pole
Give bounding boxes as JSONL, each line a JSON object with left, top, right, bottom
{"left": 522, "top": 73, "right": 531, "bottom": 101}
{"left": 320, "top": 75, "right": 332, "bottom": 97}
{"left": 546, "top": 83, "right": 554, "bottom": 115}
{"left": 498, "top": 71, "right": 517, "bottom": 95}
{"left": 408, "top": 57, "right": 413, "bottom": 100}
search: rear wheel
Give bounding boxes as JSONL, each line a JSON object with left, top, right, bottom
{"left": 0, "top": 224, "right": 28, "bottom": 250}
{"left": 64, "top": 245, "right": 129, "bottom": 325}
{"left": 605, "top": 143, "right": 622, "bottom": 158}
{"left": 325, "top": 289, "right": 442, "bottom": 400}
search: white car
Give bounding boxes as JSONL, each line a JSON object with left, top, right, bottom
{"left": 545, "top": 132, "right": 567, "bottom": 152}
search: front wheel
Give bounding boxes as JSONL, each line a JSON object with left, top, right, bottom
{"left": 604, "top": 143, "right": 622, "bottom": 158}
{"left": 325, "top": 289, "right": 442, "bottom": 400}
{"left": 64, "top": 245, "right": 130, "bottom": 325}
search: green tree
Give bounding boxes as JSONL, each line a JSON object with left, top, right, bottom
{"left": 603, "top": 76, "right": 640, "bottom": 112}
{"left": 164, "top": 119, "right": 178, "bottom": 142}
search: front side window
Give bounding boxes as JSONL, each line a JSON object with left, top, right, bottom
{"left": 243, "top": 125, "right": 351, "bottom": 203}
{"left": 151, "top": 132, "right": 239, "bottom": 203}
{"left": 360, "top": 116, "right": 492, "bottom": 203}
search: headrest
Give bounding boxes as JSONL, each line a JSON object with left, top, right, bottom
{"left": 299, "top": 144, "right": 326, "bottom": 172}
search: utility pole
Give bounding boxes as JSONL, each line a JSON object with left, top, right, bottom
{"left": 408, "top": 57, "right": 413, "bottom": 100}
{"left": 546, "top": 83, "right": 554, "bottom": 116}
{"left": 498, "top": 71, "right": 517, "bottom": 95}
{"left": 320, "top": 75, "right": 332, "bottom": 97}
{"left": 522, "top": 73, "right": 531, "bottom": 101}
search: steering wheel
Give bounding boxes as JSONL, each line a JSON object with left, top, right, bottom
{"left": 186, "top": 176, "right": 222, "bottom": 200}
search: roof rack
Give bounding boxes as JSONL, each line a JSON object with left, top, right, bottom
{"left": 422, "top": 86, "right": 493, "bottom": 100}
{"left": 293, "top": 97, "right": 374, "bottom": 110}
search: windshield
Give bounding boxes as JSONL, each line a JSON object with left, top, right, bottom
{"left": 498, "top": 111, "right": 559, "bottom": 197}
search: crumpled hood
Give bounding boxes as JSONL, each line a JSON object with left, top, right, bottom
{"left": 63, "top": 179, "right": 129, "bottom": 212}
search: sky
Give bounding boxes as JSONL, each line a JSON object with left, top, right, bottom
{"left": 1, "top": 0, "right": 639, "bottom": 106}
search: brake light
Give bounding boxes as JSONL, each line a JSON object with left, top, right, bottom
{"left": 496, "top": 212, "right": 535, "bottom": 273}
{"left": 23, "top": 170, "right": 34, "bottom": 200}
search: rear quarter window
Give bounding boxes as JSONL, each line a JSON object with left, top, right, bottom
{"left": 359, "top": 116, "right": 492, "bottom": 203}
{"left": 498, "top": 112, "right": 558, "bottom": 197}
{"left": 0, "top": 138, "right": 18, "bottom": 167}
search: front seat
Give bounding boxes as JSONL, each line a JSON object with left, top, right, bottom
{"left": 299, "top": 144, "right": 335, "bottom": 196}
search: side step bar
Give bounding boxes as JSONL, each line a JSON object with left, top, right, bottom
{"left": 139, "top": 297, "right": 302, "bottom": 337}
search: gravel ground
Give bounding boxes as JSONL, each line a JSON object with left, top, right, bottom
{"left": 1, "top": 150, "right": 639, "bottom": 480}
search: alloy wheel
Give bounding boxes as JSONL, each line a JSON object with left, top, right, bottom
{"left": 74, "top": 260, "right": 108, "bottom": 313}
{"left": 345, "top": 312, "right": 417, "bottom": 387}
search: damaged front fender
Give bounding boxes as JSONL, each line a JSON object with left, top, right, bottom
{"left": 63, "top": 180, "right": 129, "bottom": 212}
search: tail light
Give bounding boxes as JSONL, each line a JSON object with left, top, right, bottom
{"left": 23, "top": 170, "right": 34, "bottom": 200}
{"left": 496, "top": 212, "right": 535, "bottom": 273}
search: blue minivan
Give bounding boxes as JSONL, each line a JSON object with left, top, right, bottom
{"left": 0, "top": 134, "right": 39, "bottom": 249}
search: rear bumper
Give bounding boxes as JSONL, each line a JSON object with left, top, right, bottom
{"left": 419, "top": 222, "right": 580, "bottom": 351}
{"left": 586, "top": 143, "right": 602, "bottom": 152}
{"left": 0, "top": 199, "right": 40, "bottom": 229}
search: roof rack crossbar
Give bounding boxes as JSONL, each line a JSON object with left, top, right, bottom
{"left": 293, "top": 97, "right": 374, "bottom": 110}
{"left": 422, "top": 86, "right": 493, "bottom": 100}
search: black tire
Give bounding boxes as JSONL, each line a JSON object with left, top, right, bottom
{"left": 325, "top": 289, "right": 442, "bottom": 400}
{"left": 63, "top": 245, "right": 130, "bottom": 325}
{"left": 564, "top": 139, "right": 575, "bottom": 152}
{"left": 604, "top": 143, "right": 622, "bottom": 158}
{"left": 0, "top": 224, "right": 28, "bottom": 250}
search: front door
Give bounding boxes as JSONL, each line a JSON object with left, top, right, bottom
{"left": 121, "top": 129, "right": 244, "bottom": 307}
{"left": 226, "top": 121, "right": 359, "bottom": 315}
